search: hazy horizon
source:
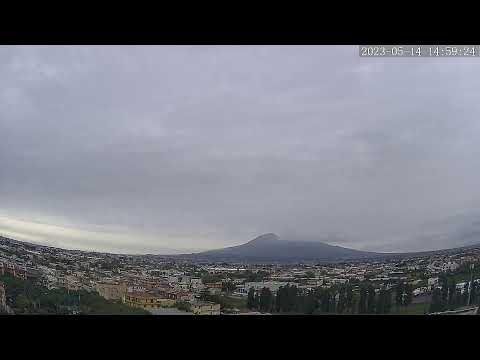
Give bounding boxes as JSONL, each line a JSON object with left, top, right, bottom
{"left": 2, "top": 45, "right": 480, "bottom": 254}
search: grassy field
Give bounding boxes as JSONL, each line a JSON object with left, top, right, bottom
{"left": 217, "top": 295, "right": 248, "bottom": 310}
{"left": 390, "top": 302, "right": 429, "bottom": 315}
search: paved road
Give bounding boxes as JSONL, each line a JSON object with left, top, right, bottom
{"left": 430, "top": 307, "right": 478, "bottom": 315}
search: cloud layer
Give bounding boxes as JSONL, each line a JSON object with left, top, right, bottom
{"left": 2, "top": 45, "right": 480, "bottom": 253}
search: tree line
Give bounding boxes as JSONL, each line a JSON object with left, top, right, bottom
{"left": 0, "top": 273, "right": 148, "bottom": 315}
{"left": 429, "top": 274, "right": 477, "bottom": 313}
{"left": 247, "top": 281, "right": 414, "bottom": 314}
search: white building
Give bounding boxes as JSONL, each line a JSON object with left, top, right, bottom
{"left": 456, "top": 282, "right": 468, "bottom": 294}
{"left": 443, "top": 262, "right": 459, "bottom": 272}
{"left": 413, "top": 287, "right": 429, "bottom": 296}
{"left": 241, "top": 281, "right": 289, "bottom": 295}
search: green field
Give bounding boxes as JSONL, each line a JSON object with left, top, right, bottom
{"left": 216, "top": 295, "right": 248, "bottom": 310}
{"left": 390, "top": 302, "right": 429, "bottom": 315}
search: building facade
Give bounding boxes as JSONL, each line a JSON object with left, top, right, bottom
{"left": 95, "top": 282, "right": 127, "bottom": 300}
{"left": 0, "top": 262, "right": 27, "bottom": 280}
{"left": 123, "top": 292, "right": 176, "bottom": 309}
{"left": 191, "top": 301, "right": 221, "bottom": 315}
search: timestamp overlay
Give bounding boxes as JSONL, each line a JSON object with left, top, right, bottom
{"left": 359, "top": 45, "right": 480, "bottom": 57}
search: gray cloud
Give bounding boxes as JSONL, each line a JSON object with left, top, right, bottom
{"left": 1, "top": 45, "right": 480, "bottom": 253}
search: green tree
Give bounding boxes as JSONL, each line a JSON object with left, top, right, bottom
{"left": 462, "top": 282, "right": 469, "bottom": 306}
{"left": 176, "top": 301, "right": 191, "bottom": 312}
{"left": 16, "top": 293, "right": 30, "bottom": 313}
{"left": 247, "top": 287, "right": 256, "bottom": 309}
{"left": 447, "top": 280, "right": 456, "bottom": 310}
{"left": 275, "top": 286, "right": 285, "bottom": 312}
{"left": 384, "top": 289, "right": 392, "bottom": 314}
{"left": 222, "top": 281, "right": 236, "bottom": 294}
{"left": 259, "top": 287, "right": 274, "bottom": 313}
{"left": 200, "top": 287, "right": 212, "bottom": 302}
{"left": 367, "top": 284, "right": 376, "bottom": 314}
{"left": 470, "top": 281, "right": 477, "bottom": 305}
{"left": 345, "top": 284, "right": 354, "bottom": 313}
{"left": 376, "top": 289, "right": 385, "bottom": 314}
{"left": 403, "top": 283, "right": 413, "bottom": 307}
{"left": 254, "top": 292, "right": 260, "bottom": 310}
{"left": 202, "top": 274, "right": 222, "bottom": 284}
{"left": 304, "top": 291, "right": 317, "bottom": 314}
{"left": 439, "top": 275, "right": 448, "bottom": 305}
{"left": 321, "top": 287, "right": 332, "bottom": 313}
{"left": 286, "top": 285, "right": 298, "bottom": 313}
{"left": 337, "top": 285, "right": 346, "bottom": 314}
{"left": 395, "top": 282, "right": 404, "bottom": 309}
{"left": 358, "top": 285, "right": 367, "bottom": 314}
{"left": 429, "top": 288, "right": 443, "bottom": 313}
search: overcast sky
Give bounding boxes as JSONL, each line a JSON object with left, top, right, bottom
{"left": 1, "top": 45, "right": 480, "bottom": 254}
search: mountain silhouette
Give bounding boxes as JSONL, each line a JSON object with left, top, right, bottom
{"left": 184, "top": 233, "right": 382, "bottom": 262}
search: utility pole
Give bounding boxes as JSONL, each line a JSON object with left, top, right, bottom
{"left": 468, "top": 263, "right": 474, "bottom": 306}
{"left": 447, "top": 285, "right": 450, "bottom": 310}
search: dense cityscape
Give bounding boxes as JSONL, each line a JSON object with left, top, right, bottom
{"left": 3, "top": 45, "right": 480, "bottom": 319}
{"left": 1, "top": 235, "right": 479, "bottom": 315}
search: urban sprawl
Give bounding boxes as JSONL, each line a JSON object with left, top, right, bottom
{"left": 1, "top": 236, "right": 480, "bottom": 315}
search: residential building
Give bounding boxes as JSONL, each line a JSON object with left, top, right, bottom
{"left": 243, "top": 281, "right": 286, "bottom": 295}
{"left": 95, "top": 282, "right": 127, "bottom": 300}
{"left": 191, "top": 301, "right": 221, "bottom": 315}
{"left": 123, "top": 292, "right": 176, "bottom": 309}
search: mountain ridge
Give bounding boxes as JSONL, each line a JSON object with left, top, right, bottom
{"left": 172, "top": 233, "right": 480, "bottom": 263}
{"left": 178, "top": 233, "right": 383, "bottom": 263}
{"left": 3, "top": 233, "right": 480, "bottom": 263}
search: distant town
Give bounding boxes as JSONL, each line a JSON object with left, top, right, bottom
{"left": 1, "top": 235, "right": 479, "bottom": 315}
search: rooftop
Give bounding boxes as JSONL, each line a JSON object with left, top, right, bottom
{"left": 125, "top": 292, "right": 158, "bottom": 299}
